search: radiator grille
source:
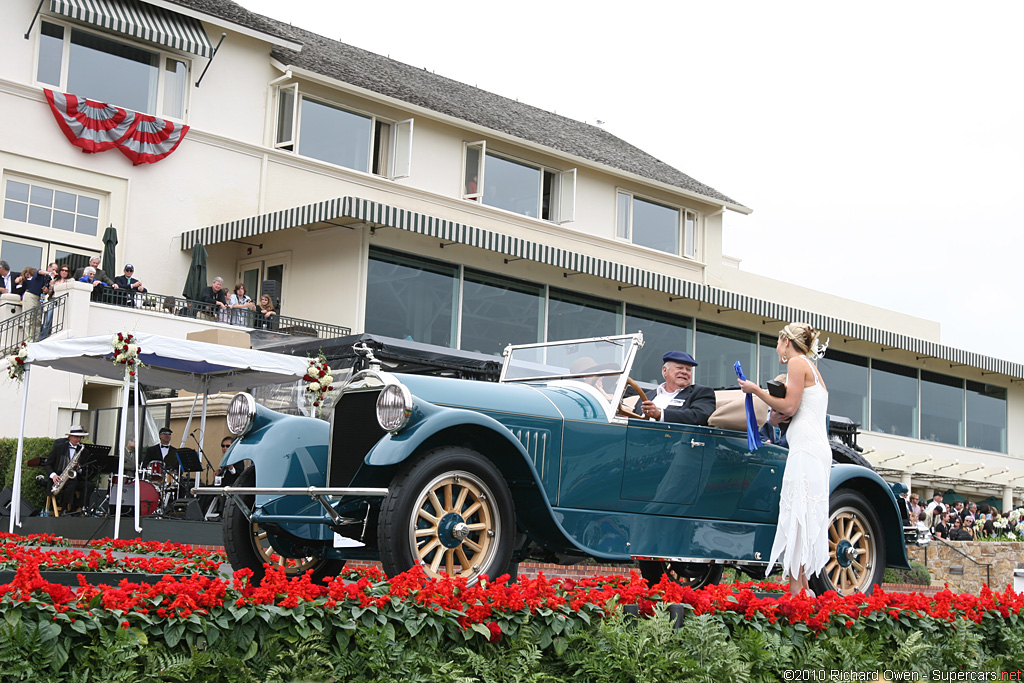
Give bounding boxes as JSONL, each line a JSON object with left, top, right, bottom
{"left": 328, "top": 390, "right": 385, "bottom": 488}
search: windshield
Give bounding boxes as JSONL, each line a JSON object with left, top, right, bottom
{"left": 501, "top": 335, "right": 641, "bottom": 383}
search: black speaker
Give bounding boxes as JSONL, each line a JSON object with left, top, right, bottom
{"left": 0, "top": 486, "right": 38, "bottom": 517}
{"left": 172, "top": 498, "right": 205, "bottom": 521}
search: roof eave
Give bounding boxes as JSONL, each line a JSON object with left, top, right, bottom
{"left": 272, "top": 60, "right": 750, "bottom": 215}
{"left": 147, "top": 0, "right": 303, "bottom": 51}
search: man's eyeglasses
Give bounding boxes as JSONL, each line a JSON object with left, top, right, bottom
{"left": 221, "top": 443, "right": 231, "bottom": 449}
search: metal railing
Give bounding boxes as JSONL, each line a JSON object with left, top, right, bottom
{"left": 923, "top": 536, "right": 992, "bottom": 587}
{"left": 0, "top": 294, "right": 67, "bottom": 356}
{"left": 89, "top": 287, "right": 350, "bottom": 339}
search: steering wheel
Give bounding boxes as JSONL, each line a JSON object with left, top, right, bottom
{"left": 617, "top": 378, "right": 648, "bottom": 419}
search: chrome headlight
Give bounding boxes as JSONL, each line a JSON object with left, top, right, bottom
{"left": 376, "top": 383, "right": 412, "bottom": 432}
{"left": 227, "top": 392, "right": 257, "bottom": 436}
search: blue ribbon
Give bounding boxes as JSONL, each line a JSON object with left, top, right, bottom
{"left": 734, "top": 361, "right": 760, "bottom": 451}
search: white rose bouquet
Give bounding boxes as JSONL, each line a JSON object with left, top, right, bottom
{"left": 112, "top": 332, "right": 144, "bottom": 378}
{"left": 303, "top": 351, "right": 335, "bottom": 417}
{"left": 5, "top": 341, "right": 28, "bottom": 382}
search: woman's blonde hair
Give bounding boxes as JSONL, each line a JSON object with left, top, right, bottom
{"left": 779, "top": 322, "right": 822, "bottom": 358}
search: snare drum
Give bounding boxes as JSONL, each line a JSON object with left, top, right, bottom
{"left": 144, "top": 460, "right": 163, "bottom": 483}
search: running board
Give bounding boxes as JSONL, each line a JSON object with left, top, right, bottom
{"left": 191, "top": 486, "right": 389, "bottom": 525}
{"left": 632, "top": 555, "right": 770, "bottom": 566}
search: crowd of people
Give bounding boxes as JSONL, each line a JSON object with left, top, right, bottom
{"left": 908, "top": 492, "right": 1008, "bottom": 542}
{"left": 1, "top": 257, "right": 279, "bottom": 335}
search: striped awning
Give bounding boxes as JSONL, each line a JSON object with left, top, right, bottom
{"left": 181, "top": 196, "right": 1024, "bottom": 380}
{"left": 50, "top": 0, "right": 213, "bottom": 58}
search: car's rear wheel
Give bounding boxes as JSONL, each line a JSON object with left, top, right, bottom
{"left": 377, "top": 447, "right": 515, "bottom": 583}
{"left": 223, "top": 466, "right": 345, "bottom": 585}
{"left": 639, "top": 560, "right": 724, "bottom": 590}
{"left": 809, "top": 489, "right": 886, "bottom": 596}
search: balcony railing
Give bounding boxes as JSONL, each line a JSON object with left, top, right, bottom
{"left": 89, "top": 287, "right": 350, "bottom": 339}
{"left": 0, "top": 294, "right": 67, "bottom": 356}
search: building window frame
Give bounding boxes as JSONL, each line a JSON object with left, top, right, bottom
{"left": 3, "top": 174, "right": 107, "bottom": 251}
{"left": 616, "top": 190, "right": 698, "bottom": 259}
{"left": 462, "top": 141, "right": 576, "bottom": 223}
{"left": 35, "top": 19, "right": 190, "bottom": 120}
{"left": 274, "top": 84, "right": 413, "bottom": 179}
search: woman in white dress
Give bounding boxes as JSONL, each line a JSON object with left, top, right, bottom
{"left": 738, "top": 322, "right": 830, "bottom": 596}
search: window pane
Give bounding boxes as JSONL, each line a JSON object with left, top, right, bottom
{"left": 482, "top": 154, "right": 541, "bottom": 218}
{"left": 365, "top": 249, "right": 457, "bottom": 347}
{"left": 818, "top": 350, "right": 868, "bottom": 426}
{"left": 68, "top": 28, "right": 158, "bottom": 113}
{"left": 78, "top": 196, "right": 99, "bottom": 217}
{"left": 694, "top": 321, "right": 755, "bottom": 389}
{"left": 6, "top": 181, "right": 29, "bottom": 202}
{"left": 547, "top": 288, "right": 620, "bottom": 342}
{"left": 276, "top": 87, "right": 295, "bottom": 145}
{"left": 460, "top": 270, "right": 543, "bottom": 356}
{"left": 76, "top": 215, "right": 98, "bottom": 236}
{"left": 920, "top": 371, "right": 963, "bottom": 446}
{"left": 625, "top": 305, "right": 693, "bottom": 386}
{"left": 631, "top": 197, "right": 680, "bottom": 255}
{"left": 52, "top": 210, "right": 75, "bottom": 231}
{"left": 3, "top": 200, "right": 27, "bottom": 222}
{"left": 28, "top": 205, "right": 52, "bottom": 226}
{"left": 37, "top": 22, "right": 64, "bottom": 86}
{"left": 162, "top": 58, "right": 187, "bottom": 119}
{"left": 870, "top": 360, "right": 917, "bottom": 437}
{"left": 759, "top": 334, "right": 783, "bottom": 384}
{"left": 30, "top": 186, "right": 53, "bottom": 207}
{"left": 464, "top": 145, "right": 481, "bottom": 197}
{"left": 54, "top": 249, "right": 92, "bottom": 274}
{"left": 0, "top": 240, "right": 44, "bottom": 273}
{"left": 54, "top": 190, "right": 76, "bottom": 212}
{"left": 298, "top": 98, "right": 372, "bottom": 172}
{"left": 616, "top": 192, "right": 630, "bottom": 239}
{"left": 966, "top": 381, "right": 1006, "bottom": 452}
{"left": 684, "top": 211, "right": 696, "bottom": 258}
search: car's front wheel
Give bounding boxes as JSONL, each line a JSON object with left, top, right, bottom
{"left": 377, "top": 447, "right": 515, "bottom": 583}
{"left": 809, "top": 489, "right": 886, "bottom": 596}
{"left": 223, "top": 466, "right": 345, "bottom": 585}
{"left": 639, "top": 561, "right": 724, "bottom": 590}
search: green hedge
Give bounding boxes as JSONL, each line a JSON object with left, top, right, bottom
{"left": 0, "top": 438, "right": 54, "bottom": 511}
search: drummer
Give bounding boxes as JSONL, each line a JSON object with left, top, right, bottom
{"left": 143, "top": 427, "right": 177, "bottom": 466}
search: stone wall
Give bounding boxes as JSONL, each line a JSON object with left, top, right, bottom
{"left": 907, "top": 541, "right": 1024, "bottom": 594}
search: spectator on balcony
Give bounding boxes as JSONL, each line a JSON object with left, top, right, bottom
{"left": 18, "top": 267, "right": 49, "bottom": 340}
{"left": 51, "top": 264, "right": 74, "bottom": 287}
{"left": 0, "top": 260, "right": 13, "bottom": 295}
{"left": 254, "top": 293, "right": 278, "bottom": 330}
{"left": 74, "top": 256, "right": 117, "bottom": 288}
{"left": 79, "top": 266, "right": 109, "bottom": 302}
{"left": 228, "top": 283, "right": 256, "bottom": 326}
{"left": 199, "top": 277, "right": 228, "bottom": 321}
{"left": 113, "top": 264, "right": 146, "bottom": 307}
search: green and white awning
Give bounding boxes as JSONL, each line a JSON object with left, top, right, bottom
{"left": 181, "top": 196, "right": 1024, "bottom": 379}
{"left": 50, "top": 0, "right": 214, "bottom": 58}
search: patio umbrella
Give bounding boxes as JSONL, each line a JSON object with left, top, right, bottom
{"left": 101, "top": 225, "right": 118, "bottom": 274}
{"left": 976, "top": 496, "right": 1003, "bottom": 513}
{"left": 941, "top": 489, "right": 968, "bottom": 504}
{"left": 182, "top": 243, "right": 208, "bottom": 301}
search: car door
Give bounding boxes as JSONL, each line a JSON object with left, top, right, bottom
{"left": 619, "top": 418, "right": 707, "bottom": 515}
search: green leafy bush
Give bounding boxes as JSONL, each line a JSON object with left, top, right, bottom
{"left": 0, "top": 438, "right": 54, "bottom": 511}
{"left": 883, "top": 561, "right": 931, "bottom": 586}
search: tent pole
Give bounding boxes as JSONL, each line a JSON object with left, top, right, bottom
{"left": 113, "top": 370, "right": 131, "bottom": 539}
{"left": 9, "top": 366, "right": 31, "bottom": 533}
{"left": 133, "top": 372, "right": 142, "bottom": 533}
{"left": 179, "top": 391, "right": 200, "bottom": 448}
{"left": 197, "top": 379, "right": 210, "bottom": 493}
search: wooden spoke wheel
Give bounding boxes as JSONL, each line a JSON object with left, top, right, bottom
{"left": 811, "top": 489, "right": 886, "bottom": 596}
{"left": 379, "top": 447, "right": 514, "bottom": 583}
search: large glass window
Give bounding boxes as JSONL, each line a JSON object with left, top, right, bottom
{"left": 920, "top": 371, "right": 964, "bottom": 445}
{"left": 694, "top": 321, "right": 755, "bottom": 390}
{"left": 624, "top": 305, "right": 693, "bottom": 386}
{"left": 616, "top": 192, "right": 697, "bottom": 258}
{"left": 4, "top": 179, "right": 99, "bottom": 236}
{"left": 297, "top": 98, "right": 372, "bottom": 172}
{"left": 758, "top": 334, "right": 783, "bottom": 385}
{"left": 365, "top": 249, "right": 458, "bottom": 347}
{"left": 547, "top": 289, "right": 621, "bottom": 342}
{"left": 870, "top": 360, "right": 918, "bottom": 437}
{"left": 966, "top": 381, "right": 1007, "bottom": 452}
{"left": 460, "top": 270, "right": 543, "bottom": 356}
{"left": 36, "top": 21, "right": 187, "bottom": 118}
{"left": 463, "top": 143, "right": 574, "bottom": 222}
{"left": 817, "top": 350, "right": 869, "bottom": 426}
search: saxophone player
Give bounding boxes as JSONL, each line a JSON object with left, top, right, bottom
{"left": 45, "top": 427, "right": 94, "bottom": 513}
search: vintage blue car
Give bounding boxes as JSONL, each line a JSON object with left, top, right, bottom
{"left": 201, "top": 333, "right": 910, "bottom": 595}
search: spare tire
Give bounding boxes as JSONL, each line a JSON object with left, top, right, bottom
{"left": 831, "top": 439, "right": 873, "bottom": 469}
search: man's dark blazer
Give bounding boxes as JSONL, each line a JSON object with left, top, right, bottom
{"left": 45, "top": 438, "right": 75, "bottom": 478}
{"left": 659, "top": 384, "right": 717, "bottom": 426}
{"left": 143, "top": 443, "right": 177, "bottom": 466}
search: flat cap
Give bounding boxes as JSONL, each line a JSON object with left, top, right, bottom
{"left": 662, "top": 350, "right": 698, "bottom": 367}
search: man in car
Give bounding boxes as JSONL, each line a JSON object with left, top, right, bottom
{"left": 640, "top": 350, "right": 717, "bottom": 426}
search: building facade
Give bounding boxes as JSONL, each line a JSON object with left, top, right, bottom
{"left": 2, "top": 0, "right": 1022, "bottom": 507}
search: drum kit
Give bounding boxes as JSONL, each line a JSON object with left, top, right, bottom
{"left": 91, "top": 459, "right": 198, "bottom": 518}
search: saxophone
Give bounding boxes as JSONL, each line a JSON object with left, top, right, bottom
{"left": 51, "top": 448, "right": 82, "bottom": 495}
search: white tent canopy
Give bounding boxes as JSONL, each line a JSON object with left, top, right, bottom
{"left": 7, "top": 333, "right": 311, "bottom": 536}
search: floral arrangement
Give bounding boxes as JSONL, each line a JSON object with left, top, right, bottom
{"left": 111, "top": 332, "right": 144, "bottom": 377}
{"left": 5, "top": 341, "right": 28, "bottom": 382}
{"left": 303, "top": 351, "right": 335, "bottom": 416}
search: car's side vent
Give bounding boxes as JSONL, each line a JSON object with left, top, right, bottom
{"left": 510, "top": 428, "right": 549, "bottom": 474}
{"left": 328, "top": 390, "right": 385, "bottom": 488}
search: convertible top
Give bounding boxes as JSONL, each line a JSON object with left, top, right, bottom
{"left": 268, "top": 333, "right": 502, "bottom": 382}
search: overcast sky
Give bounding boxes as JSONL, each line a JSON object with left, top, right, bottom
{"left": 237, "top": 0, "right": 1024, "bottom": 365}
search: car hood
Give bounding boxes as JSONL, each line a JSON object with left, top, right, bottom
{"left": 395, "top": 373, "right": 609, "bottom": 422}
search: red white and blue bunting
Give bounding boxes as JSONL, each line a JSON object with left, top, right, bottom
{"left": 44, "top": 89, "right": 189, "bottom": 165}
